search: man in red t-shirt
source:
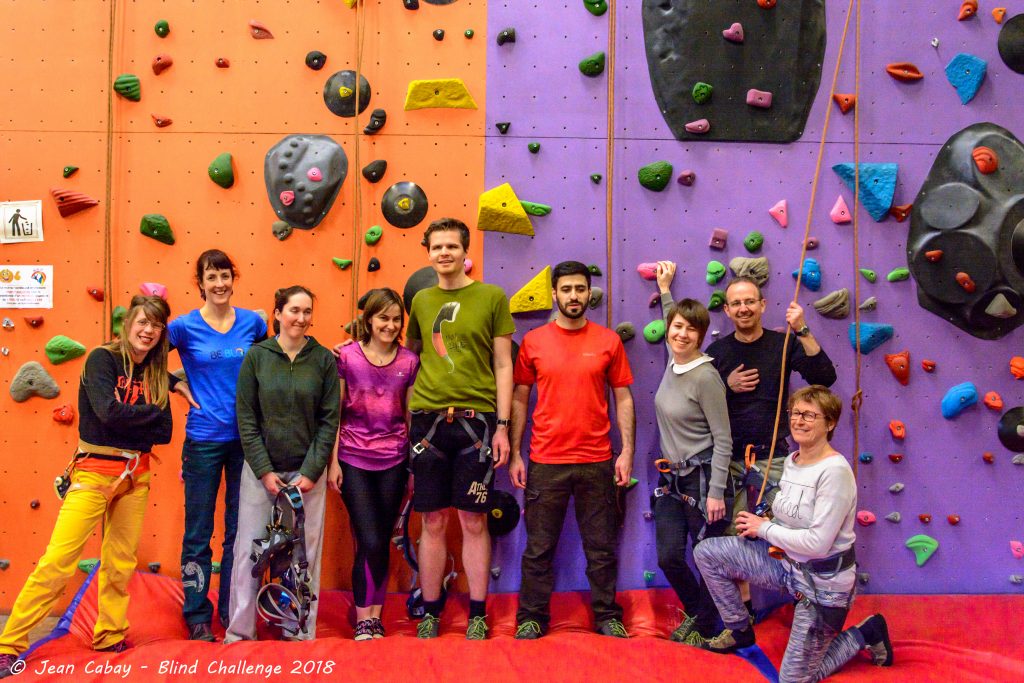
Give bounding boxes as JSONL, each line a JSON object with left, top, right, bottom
{"left": 508, "top": 261, "right": 635, "bottom": 639}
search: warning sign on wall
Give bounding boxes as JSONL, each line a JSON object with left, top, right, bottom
{"left": 0, "top": 265, "right": 53, "bottom": 308}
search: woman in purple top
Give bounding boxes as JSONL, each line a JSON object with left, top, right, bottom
{"left": 327, "top": 289, "right": 418, "bottom": 641}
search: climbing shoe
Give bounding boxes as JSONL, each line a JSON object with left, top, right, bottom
{"left": 466, "top": 615, "right": 489, "bottom": 640}
{"left": 514, "top": 620, "right": 544, "bottom": 640}
{"left": 0, "top": 654, "right": 19, "bottom": 679}
{"left": 856, "top": 614, "right": 893, "bottom": 666}
{"left": 370, "top": 617, "right": 385, "bottom": 639}
{"left": 354, "top": 619, "right": 375, "bottom": 642}
{"left": 188, "top": 622, "right": 216, "bottom": 642}
{"left": 96, "top": 639, "right": 132, "bottom": 653}
{"left": 597, "top": 619, "right": 629, "bottom": 638}
{"left": 669, "top": 613, "right": 697, "bottom": 643}
{"left": 682, "top": 629, "right": 708, "bottom": 647}
{"left": 700, "top": 626, "right": 755, "bottom": 654}
{"left": 416, "top": 613, "right": 441, "bottom": 639}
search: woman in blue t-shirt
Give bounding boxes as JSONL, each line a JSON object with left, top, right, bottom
{"left": 168, "top": 249, "right": 267, "bottom": 642}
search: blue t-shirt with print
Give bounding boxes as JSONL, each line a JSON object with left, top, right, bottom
{"left": 169, "top": 308, "right": 267, "bottom": 442}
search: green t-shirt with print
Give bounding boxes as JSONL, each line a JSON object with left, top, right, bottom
{"left": 407, "top": 281, "right": 515, "bottom": 412}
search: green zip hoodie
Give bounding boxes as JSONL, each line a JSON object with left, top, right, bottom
{"left": 235, "top": 335, "right": 340, "bottom": 481}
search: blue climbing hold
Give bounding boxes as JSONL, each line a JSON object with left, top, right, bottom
{"left": 848, "top": 322, "right": 893, "bottom": 354}
{"left": 832, "top": 163, "right": 897, "bottom": 222}
{"left": 859, "top": 452, "right": 873, "bottom": 464}
{"left": 792, "top": 258, "right": 822, "bottom": 291}
{"left": 941, "top": 382, "right": 978, "bottom": 419}
{"left": 735, "top": 644, "right": 780, "bottom": 683}
{"left": 944, "top": 53, "right": 987, "bottom": 105}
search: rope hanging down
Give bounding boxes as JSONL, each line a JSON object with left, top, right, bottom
{"left": 604, "top": 1, "right": 617, "bottom": 329}
{"left": 102, "top": 0, "right": 120, "bottom": 341}
{"left": 349, "top": 0, "right": 369, "bottom": 332}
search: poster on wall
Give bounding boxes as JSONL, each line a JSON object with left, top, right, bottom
{"left": 0, "top": 200, "right": 44, "bottom": 244}
{"left": 0, "top": 265, "right": 53, "bottom": 308}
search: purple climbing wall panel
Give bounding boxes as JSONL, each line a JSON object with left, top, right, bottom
{"left": 486, "top": 2, "right": 1024, "bottom": 594}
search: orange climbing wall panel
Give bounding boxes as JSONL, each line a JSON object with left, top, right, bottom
{"left": 0, "top": 0, "right": 487, "bottom": 610}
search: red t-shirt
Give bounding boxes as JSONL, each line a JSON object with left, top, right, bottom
{"left": 514, "top": 321, "right": 633, "bottom": 464}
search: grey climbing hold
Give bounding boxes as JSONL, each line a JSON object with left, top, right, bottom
{"left": 589, "top": 287, "right": 604, "bottom": 309}
{"left": 45, "top": 335, "right": 87, "bottom": 364}
{"left": 857, "top": 572, "right": 870, "bottom": 585}
{"left": 265, "top": 134, "right": 347, "bottom": 230}
{"left": 638, "top": 161, "right": 673, "bottom": 191}
{"left": 368, "top": 257, "right": 380, "bottom": 272}
{"left": 889, "top": 482, "right": 905, "bottom": 493}
{"left": 323, "top": 70, "right": 371, "bottom": 117}
{"left": 363, "top": 109, "right": 387, "bottom": 135}
{"left": 729, "top": 256, "right": 770, "bottom": 287}
{"left": 985, "top": 293, "right": 1018, "bottom": 319}
{"left": 362, "top": 160, "right": 387, "bottom": 183}
{"left": 1, "top": 317, "right": 12, "bottom": 330}
{"left": 885, "top": 512, "right": 902, "bottom": 523}
{"left": 812, "top": 288, "right": 850, "bottom": 319}
{"left": 272, "top": 221, "right": 292, "bottom": 241}
{"left": 1013, "top": 453, "right": 1024, "bottom": 465}
{"left": 858, "top": 296, "right": 878, "bottom": 312}
{"left": 615, "top": 323, "right": 635, "bottom": 343}
{"left": 305, "top": 50, "right": 327, "bottom": 71}
{"left": 496, "top": 28, "right": 516, "bottom": 46}
{"left": 1011, "top": 574, "right": 1024, "bottom": 585}
{"left": 10, "top": 361, "right": 60, "bottom": 402}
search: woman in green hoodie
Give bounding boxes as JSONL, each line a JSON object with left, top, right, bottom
{"left": 224, "top": 285, "right": 340, "bottom": 642}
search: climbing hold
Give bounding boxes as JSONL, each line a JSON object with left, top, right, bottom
{"left": 859, "top": 452, "right": 873, "bottom": 464}
{"left": 1015, "top": 454, "right": 1024, "bottom": 465}
{"left": 958, "top": 0, "right": 978, "bottom": 21}
{"left": 832, "top": 94, "right": 856, "bottom": 114}
{"left": 993, "top": 8, "right": 1007, "bottom": 23}
{"left": 588, "top": 265, "right": 603, "bottom": 277}
{"left": 890, "top": 204, "right": 912, "bottom": 222}
{"left": 955, "top": 272, "right": 976, "bottom": 293}
{"left": 921, "top": 359, "right": 936, "bottom": 372}
{"left": 1011, "top": 356, "right": 1024, "bottom": 379}
{"left": 510, "top": 267, "right": 553, "bottom": 314}
{"left": 890, "top": 482, "right": 905, "bottom": 493}
{"left": 887, "top": 267, "right": 910, "bottom": 283}
{"left": 361, "top": 160, "right": 387, "bottom": 183}
{"left": 207, "top": 152, "right": 234, "bottom": 189}
{"left": 212, "top": 561, "right": 221, "bottom": 574}
{"left": 983, "top": 451, "right": 995, "bottom": 463}
{"left": 984, "top": 391, "right": 1004, "bottom": 411}
{"left": 363, "top": 109, "right": 387, "bottom": 135}
{"left": 757, "top": 0, "right": 776, "bottom": 7}
{"left": 151, "top": 54, "right": 173, "bottom": 76}
{"left": 111, "top": 306, "right": 126, "bottom": 338}
{"left": 890, "top": 454, "right": 904, "bottom": 463}
{"left": 745, "top": 89, "right": 773, "bottom": 109}
{"left": 918, "top": 514, "right": 932, "bottom": 524}
{"left": 45, "top": 335, "right": 87, "bottom": 365}
{"left": 78, "top": 559, "right": 99, "bottom": 573}
{"left": 87, "top": 286, "right": 104, "bottom": 302}
{"left": 643, "top": 570, "right": 656, "bottom": 584}
{"left": 691, "top": 81, "right": 713, "bottom": 104}
{"left": 804, "top": 237, "right": 819, "bottom": 250}
{"left": 638, "top": 161, "right": 673, "bottom": 192}
{"left": 0, "top": 560, "right": 9, "bottom": 571}
{"left": 279, "top": 190, "right": 295, "bottom": 206}
{"left": 464, "top": 29, "right": 475, "bottom": 39}
{"left": 29, "top": 500, "right": 39, "bottom": 510}
{"left": 151, "top": 114, "right": 172, "bottom": 128}
{"left": 9, "top": 362, "right": 60, "bottom": 402}
{"left": 684, "top": 119, "right": 710, "bottom": 134}
{"left": 848, "top": 322, "right": 894, "bottom": 354}
{"left": 706, "top": 261, "right": 726, "bottom": 285}
{"left": 265, "top": 134, "right": 348, "bottom": 230}
{"left": 324, "top": 70, "right": 372, "bottom": 117}
{"left": 307, "top": 168, "right": 323, "bottom": 182}
{"left": 906, "top": 535, "right": 938, "bottom": 566}
{"left": 139, "top": 214, "right": 174, "bottom": 245}
{"left": 51, "top": 187, "right": 100, "bottom": 218}
{"left": 643, "top": 319, "right": 667, "bottom": 343}
{"left": 858, "top": 297, "right": 878, "bottom": 312}
{"left": 792, "top": 258, "right": 822, "bottom": 291}
{"left": 1, "top": 317, "right": 12, "bottom": 330}
{"left": 886, "top": 62, "right": 924, "bottom": 82}
{"left": 636, "top": 263, "right": 658, "bottom": 281}
{"left": 527, "top": 142, "right": 541, "bottom": 154}
{"left": 589, "top": 287, "right": 604, "bottom": 309}
{"left": 944, "top": 53, "right": 987, "bottom": 104}
{"left": 769, "top": 199, "right": 788, "bottom": 227}
{"left": 477, "top": 183, "right": 534, "bottom": 236}
{"left": 154, "top": 19, "right": 170, "bottom": 37}
{"left": 52, "top": 404, "right": 75, "bottom": 424}
{"left": 249, "top": 20, "right": 274, "bottom": 39}
{"left": 364, "top": 225, "right": 383, "bottom": 245}
{"left": 885, "top": 512, "right": 901, "bottom": 523}
{"left": 985, "top": 294, "right": 1018, "bottom": 319}
{"left": 615, "top": 322, "right": 636, "bottom": 343}
{"left": 729, "top": 257, "right": 770, "bottom": 287}
{"left": 707, "top": 290, "right": 726, "bottom": 311}
{"left": 147, "top": 562, "right": 161, "bottom": 573}
{"left": 140, "top": 283, "right": 168, "bottom": 299}
{"left": 998, "top": 407, "right": 1024, "bottom": 450}
{"left": 403, "top": 0, "right": 419, "bottom": 9}
{"left": 924, "top": 250, "right": 944, "bottom": 263}
{"left": 743, "top": 231, "right": 764, "bottom": 253}
{"left": 1012, "top": 575, "right": 1024, "bottom": 585}
{"left": 972, "top": 146, "right": 998, "bottom": 174}
{"left": 433, "top": 29, "right": 445, "bottom": 41}
{"left": 215, "top": 57, "right": 230, "bottom": 68}
{"left": 722, "top": 22, "right": 744, "bottom": 43}
{"left": 677, "top": 170, "right": 696, "bottom": 186}
{"left": 404, "top": 78, "right": 477, "bottom": 110}
{"left": 1011, "top": 541, "right": 1024, "bottom": 559}
{"left": 381, "top": 181, "right": 429, "bottom": 229}
{"left": 889, "top": 420, "right": 906, "bottom": 440}
{"left": 812, "top": 289, "right": 851, "bottom": 319}
{"left": 464, "top": 259, "right": 474, "bottom": 275}
{"left": 496, "top": 122, "right": 511, "bottom": 135}
{"left": 63, "top": 166, "right": 78, "bottom": 178}
{"left": 833, "top": 163, "right": 897, "bottom": 222}
{"left": 520, "top": 201, "right": 552, "bottom": 217}
{"left": 272, "top": 221, "right": 292, "bottom": 241}
{"left": 947, "top": 514, "right": 961, "bottom": 525}
{"left": 113, "top": 74, "right": 141, "bottom": 101}
{"left": 24, "top": 316, "right": 43, "bottom": 328}
{"left": 496, "top": 28, "right": 516, "bottom": 46}
{"left": 856, "top": 511, "right": 876, "bottom": 526}
{"left": 367, "top": 257, "right": 380, "bottom": 272}
{"left": 583, "top": 0, "right": 608, "bottom": 17}
{"left": 305, "top": 51, "right": 327, "bottom": 71}
{"left": 885, "top": 350, "right": 910, "bottom": 386}
{"left": 940, "top": 381, "right": 978, "bottom": 419}
{"left": 590, "top": 174, "right": 602, "bottom": 183}
{"left": 708, "top": 228, "right": 728, "bottom": 250}
{"left": 648, "top": 293, "right": 661, "bottom": 308}
{"left": 830, "top": 195, "right": 851, "bottom": 224}
{"left": 579, "top": 51, "right": 606, "bottom": 77}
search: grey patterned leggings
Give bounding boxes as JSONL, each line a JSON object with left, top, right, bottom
{"left": 694, "top": 536, "right": 866, "bottom": 683}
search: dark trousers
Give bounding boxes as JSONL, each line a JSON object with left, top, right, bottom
{"left": 339, "top": 460, "right": 408, "bottom": 608}
{"left": 516, "top": 460, "right": 623, "bottom": 628}
{"left": 180, "top": 438, "right": 243, "bottom": 625}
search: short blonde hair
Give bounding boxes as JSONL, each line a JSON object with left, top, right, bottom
{"left": 789, "top": 385, "right": 842, "bottom": 440}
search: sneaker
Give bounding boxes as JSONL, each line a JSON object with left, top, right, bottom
{"left": 669, "top": 613, "right": 697, "bottom": 643}
{"left": 682, "top": 629, "right": 708, "bottom": 647}
{"left": 856, "top": 614, "right": 893, "bottom": 667}
{"left": 416, "top": 613, "right": 441, "bottom": 639}
{"left": 0, "top": 654, "right": 20, "bottom": 679}
{"left": 96, "top": 639, "right": 132, "bottom": 653}
{"left": 514, "top": 620, "right": 543, "bottom": 640}
{"left": 370, "top": 617, "right": 385, "bottom": 639}
{"left": 700, "top": 626, "right": 755, "bottom": 654}
{"left": 188, "top": 622, "right": 216, "bottom": 642}
{"left": 465, "top": 615, "right": 489, "bottom": 640}
{"left": 597, "top": 619, "right": 628, "bottom": 638}
{"left": 354, "top": 619, "right": 375, "bottom": 642}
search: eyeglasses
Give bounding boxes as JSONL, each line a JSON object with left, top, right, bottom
{"left": 788, "top": 409, "right": 823, "bottom": 423}
{"left": 134, "top": 319, "right": 165, "bottom": 331}
{"left": 726, "top": 298, "right": 762, "bottom": 309}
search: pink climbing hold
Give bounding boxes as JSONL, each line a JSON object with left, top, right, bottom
{"left": 139, "top": 282, "right": 168, "bottom": 299}
{"left": 708, "top": 228, "right": 728, "bottom": 250}
{"left": 830, "top": 195, "right": 851, "bottom": 224}
{"left": 1011, "top": 540, "right": 1024, "bottom": 559}
{"left": 280, "top": 190, "right": 295, "bottom": 206}
{"left": 648, "top": 292, "right": 661, "bottom": 308}
{"left": 464, "top": 258, "right": 474, "bottom": 274}
{"left": 307, "top": 167, "right": 323, "bottom": 182}
{"left": 722, "top": 22, "right": 744, "bottom": 43}
{"left": 769, "top": 199, "right": 788, "bottom": 227}
{"left": 637, "top": 263, "right": 658, "bottom": 281}
{"left": 804, "top": 236, "right": 819, "bottom": 250}
{"left": 685, "top": 119, "right": 710, "bottom": 134}
{"left": 746, "top": 89, "right": 773, "bottom": 108}
{"left": 677, "top": 170, "right": 696, "bottom": 186}
{"left": 856, "top": 510, "right": 877, "bottom": 526}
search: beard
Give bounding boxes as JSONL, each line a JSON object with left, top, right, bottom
{"left": 557, "top": 298, "right": 589, "bottom": 319}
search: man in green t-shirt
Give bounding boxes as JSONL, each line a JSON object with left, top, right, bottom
{"left": 405, "top": 217, "right": 515, "bottom": 640}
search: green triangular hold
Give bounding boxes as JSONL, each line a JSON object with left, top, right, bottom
{"left": 332, "top": 257, "right": 353, "bottom": 270}
{"left": 579, "top": 51, "right": 606, "bottom": 77}
{"left": 638, "top": 161, "right": 673, "bottom": 192}
{"left": 78, "top": 558, "right": 99, "bottom": 573}
{"left": 208, "top": 152, "right": 235, "bottom": 188}
{"left": 859, "top": 268, "right": 877, "bottom": 283}
{"left": 496, "top": 122, "right": 510, "bottom": 134}
{"left": 45, "top": 335, "right": 87, "bottom": 365}
{"left": 62, "top": 165, "right": 78, "bottom": 178}
{"left": 140, "top": 214, "right": 175, "bottom": 245}
{"left": 590, "top": 174, "right": 602, "bottom": 184}
{"left": 588, "top": 264, "right": 603, "bottom": 276}
{"left": 520, "top": 201, "right": 552, "bottom": 216}
{"left": 887, "top": 267, "right": 910, "bottom": 283}
{"left": 905, "top": 534, "right": 938, "bottom": 567}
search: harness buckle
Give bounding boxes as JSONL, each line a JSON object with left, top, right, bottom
{"left": 445, "top": 406, "right": 454, "bottom": 423}
{"left": 653, "top": 486, "right": 668, "bottom": 498}
{"left": 412, "top": 441, "right": 427, "bottom": 456}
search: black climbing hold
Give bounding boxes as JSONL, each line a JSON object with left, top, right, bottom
{"left": 433, "top": 29, "right": 445, "bottom": 41}
{"left": 305, "top": 50, "right": 327, "bottom": 71}
{"left": 528, "top": 142, "right": 540, "bottom": 154}
{"left": 265, "top": 135, "right": 348, "bottom": 230}
{"left": 496, "top": 122, "right": 511, "bottom": 134}
{"left": 361, "top": 160, "right": 387, "bottom": 183}
{"left": 998, "top": 14, "right": 1024, "bottom": 74}
{"left": 323, "top": 70, "right": 372, "bottom": 118}
{"left": 590, "top": 174, "right": 602, "bottom": 183}
{"left": 998, "top": 406, "right": 1024, "bottom": 451}
{"left": 381, "top": 181, "right": 430, "bottom": 229}
{"left": 364, "top": 109, "right": 387, "bottom": 135}
{"left": 496, "top": 28, "right": 516, "bottom": 46}
{"left": 403, "top": 0, "right": 419, "bottom": 9}
{"left": 403, "top": 266, "right": 439, "bottom": 313}
{"left": 368, "top": 257, "right": 381, "bottom": 272}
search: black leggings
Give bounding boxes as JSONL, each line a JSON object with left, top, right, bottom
{"left": 339, "top": 460, "right": 409, "bottom": 608}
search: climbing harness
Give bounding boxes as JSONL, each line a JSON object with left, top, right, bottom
{"left": 652, "top": 447, "right": 730, "bottom": 541}
{"left": 391, "top": 494, "right": 459, "bottom": 619}
{"left": 54, "top": 440, "right": 149, "bottom": 501}
{"left": 409, "top": 408, "right": 494, "bottom": 487}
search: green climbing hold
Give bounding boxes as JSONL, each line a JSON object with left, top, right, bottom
{"left": 464, "top": 29, "right": 475, "bottom": 39}
{"left": 638, "top": 161, "right": 673, "bottom": 192}
{"left": 520, "top": 201, "right": 552, "bottom": 216}
{"left": 578, "top": 51, "right": 606, "bottom": 77}
{"left": 45, "top": 335, "right": 87, "bottom": 365}
{"left": 643, "top": 570, "right": 656, "bottom": 583}
{"left": 643, "top": 319, "right": 666, "bottom": 343}
{"left": 62, "top": 166, "right": 78, "bottom": 179}
{"left": 583, "top": 0, "right": 609, "bottom": 16}
{"left": 211, "top": 561, "right": 221, "bottom": 574}
{"left": 905, "top": 534, "right": 938, "bottom": 567}
{"left": 528, "top": 142, "right": 541, "bottom": 154}
{"left": 859, "top": 268, "right": 877, "bottom": 283}
{"left": 365, "top": 225, "right": 383, "bottom": 245}
{"left": 78, "top": 558, "right": 99, "bottom": 573}
{"left": 139, "top": 214, "right": 174, "bottom": 245}
{"left": 332, "top": 257, "right": 353, "bottom": 270}
{"left": 590, "top": 174, "right": 602, "bottom": 184}
{"left": 207, "top": 152, "right": 234, "bottom": 189}
{"left": 154, "top": 20, "right": 170, "bottom": 38}
{"left": 588, "top": 264, "right": 603, "bottom": 276}
{"left": 692, "top": 82, "right": 713, "bottom": 104}
{"left": 886, "top": 267, "right": 910, "bottom": 283}
{"left": 708, "top": 290, "right": 726, "bottom": 310}
{"left": 706, "top": 260, "right": 726, "bottom": 285}
{"left": 113, "top": 74, "right": 141, "bottom": 102}
{"left": 743, "top": 231, "right": 764, "bottom": 253}
{"left": 111, "top": 306, "right": 127, "bottom": 337}
{"left": 496, "top": 122, "right": 511, "bottom": 134}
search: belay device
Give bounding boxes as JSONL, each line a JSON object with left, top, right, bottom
{"left": 250, "top": 486, "right": 316, "bottom": 637}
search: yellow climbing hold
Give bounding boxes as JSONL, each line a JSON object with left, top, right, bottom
{"left": 404, "top": 78, "right": 478, "bottom": 110}
{"left": 476, "top": 183, "right": 534, "bottom": 236}
{"left": 510, "top": 266, "right": 552, "bottom": 314}
{"left": 339, "top": 86, "right": 353, "bottom": 98}
{"left": 342, "top": 0, "right": 357, "bottom": 7}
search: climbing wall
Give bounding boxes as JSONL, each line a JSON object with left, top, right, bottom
{"left": 486, "top": 1, "right": 1024, "bottom": 595}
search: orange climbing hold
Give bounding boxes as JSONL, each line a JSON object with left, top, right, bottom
{"left": 958, "top": 0, "right": 978, "bottom": 20}
{"left": 886, "top": 62, "right": 924, "bottom": 82}
{"left": 921, "top": 359, "right": 936, "bottom": 372}
{"left": 890, "top": 204, "right": 912, "bottom": 222}
{"left": 956, "top": 272, "right": 976, "bottom": 293}
{"left": 832, "top": 93, "right": 856, "bottom": 114}
{"left": 993, "top": 8, "right": 1007, "bottom": 24}
{"left": 1011, "top": 356, "right": 1024, "bottom": 379}
{"left": 983, "top": 451, "right": 995, "bottom": 463}
{"left": 972, "top": 146, "right": 998, "bottom": 174}
{"left": 889, "top": 420, "right": 906, "bottom": 440}
{"left": 983, "top": 391, "right": 1004, "bottom": 411}
{"left": 885, "top": 350, "right": 910, "bottom": 385}
{"left": 925, "top": 250, "right": 944, "bottom": 263}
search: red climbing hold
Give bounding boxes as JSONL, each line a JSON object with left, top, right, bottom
{"left": 885, "top": 350, "right": 910, "bottom": 386}
{"left": 955, "top": 272, "right": 976, "bottom": 293}
{"left": 636, "top": 263, "right": 658, "bottom": 281}
{"left": 52, "top": 404, "right": 75, "bottom": 425}
{"left": 769, "top": 199, "right": 788, "bottom": 227}
{"left": 856, "top": 511, "right": 877, "bottom": 526}
{"left": 890, "top": 204, "right": 912, "bottom": 222}
{"left": 830, "top": 195, "right": 851, "bottom": 224}
{"left": 886, "top": 62, "right": 924, "bottom": 82}
{"left": 1011, "top": 540, "right": 1024, "bottom": 559}
{"left": 889, "top": 453, "right": 904, "bottom": 464}
{"left": 983, "top": 451, "right": 995, "bottom": 463}
{"left": 832, "top": 93, "right": 856, "bottom": 114}
{"left": 972, "top": 146, "right": 998, "bottom": 174}
{"left": 86, "top": 286, "right": 104, "bottom": 302}
{"left": 51, "top": 188, "right": 99, "bottom": 217}
{"left": 889, "top": 420, "right": 906, "bottom": 440}
{"left": 249, "top": 20, "right": 274, "bottom": 39}
{"left": 1011, "top": 356, "right": 1024, "bottom": 379}
{"left": 918, "top": 513, "right": 932, "bottom": 523}
{"left": 23, "top": 316, "right": 43, "bottom": 328}
{"left": 921, "top": 359, "right": 936, "bottom": 372}
{"left": 151, "top": 114, "right": 173, "bottom": 128}
{"left": 757, "top": 0, "right": 776, "bottom": 8}
{"left": 984, "top": 391, "right": 1004, "bottom": 411}
{"left": 746, "top": 89, "right": 773, "bottom": 109}
{"left": 685, "top": 119, "right": 710, "bottom": 134}
{"left": 924, "top": 250, "right": 944, "bottom": 263}
{"left": 947, "top": 514, "right": 961, "bottom": 525}
{"left": 280, "top": 190, "right": 295, "bottom": 207}
{"left": 152, "top": 54, "right": 173, "bottom": 75}
{"left": 958, "top": 0, "right": 978, "bottom": 21}
{"left": 216, "top": 57, "right": 231, "bottom": 68}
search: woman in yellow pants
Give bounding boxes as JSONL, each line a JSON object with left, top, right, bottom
{"left": 0, "top": 295, "right": 192, "bottom": 678}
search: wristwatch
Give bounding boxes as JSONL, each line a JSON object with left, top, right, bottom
{"left": 794, "top": 325, "right": 810, "bottom": 337}
{"left": 496, "top": 418, "right": 511, "bottom": 427}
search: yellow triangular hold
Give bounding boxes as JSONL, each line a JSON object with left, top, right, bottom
{"left": 510, "top": 266, "right": 553, "bottom": 314}
{"left": 343, "top": 0, "right": 356, "bottom": 7}
{"left": 477, "top": 183, "right": 535, "bottom": 236}
{"left": 404, "top": 78, "right": 479, "bottom": 110}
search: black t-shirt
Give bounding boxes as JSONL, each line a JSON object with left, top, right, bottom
{"left": 706, "top": 330, "right": 836, "bottom": 461}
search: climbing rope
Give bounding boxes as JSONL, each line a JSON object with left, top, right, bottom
{"left": 604, "top": 0, "right": 617, "bottom": 328}
{"left": 102, "top": 0, "right": 119, "bottom": 340}
{"left": 850, "top": 0, "right": 864, "bottom": 480}
{"left": 756, "top": 0, "right": 862, "bottom": 506}
{"left": 349, "top": 0, "right": 369, "bottom": 333}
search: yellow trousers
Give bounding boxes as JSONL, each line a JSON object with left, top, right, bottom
{"left": 0, "top": 470, "right": 150, "bottom": 654}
